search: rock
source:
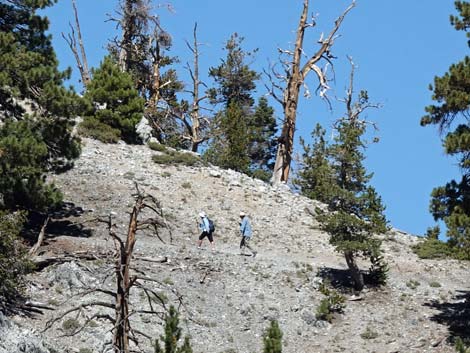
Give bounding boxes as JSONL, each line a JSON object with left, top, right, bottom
{"left": 209, "top": 169, "right": 222, "bottom": 178}
{"left": 135, "top": 116, "right": 152, "bottom": 143}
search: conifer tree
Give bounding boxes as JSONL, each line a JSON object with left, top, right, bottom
{"left": 205, "top": 33, "right": 277, "bottom": 176}
{"left": 154, "top": 306, "right": 193, "bottom": 353}
{"left": 109, "top": 1, "right": 184, "bottom": 146}
{"left": 0, "top": 0, "right": 81, "bottom": 212}
{"left": 82, "top": 56, "right": 145, "bottom": 144}
{"left": 263, "top": 320, "right": 283, "bottom": 353}
{"left": 320, "top": 86, "right": 388, "bottom": 291}
{"left": 249, "top": 97, "right": 278, "bottom": 181}
{"left": 0, "top": 211, "right": 33, "bottom": 310}
{"left": 421, "top": 1, "right": 470, "bottom": 258}
{"left": 294, "top": 123, "right": 334, "bottom": 203}
{"left": 297, "top": 66, "right": 387, "bottom": 291}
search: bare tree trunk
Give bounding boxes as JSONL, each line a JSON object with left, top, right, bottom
{"left": 271, "top": 0, "right": 355, "bottom": 185}
{"left": 62, "top": 0, "right": 91, "bottom": 89}
{"left": 344, "top": 251, "right": 364, "bottom": 292}
{"left": 186, "top": 23, "right": 209, "bottom": 152}
{"left": 72, "top": 0, "right": 90, "bottom": 86}
{"left": 119, "top": 0, "right": 136, "bottom": 72}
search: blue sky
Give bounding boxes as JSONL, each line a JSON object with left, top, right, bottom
{"left": 43, "top": 0, "right": 467, "bottom": 237}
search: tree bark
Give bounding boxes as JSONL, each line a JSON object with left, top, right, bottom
{"left": 271, "top": 0, "right": 355, "bottom": 185}
{"left": 62, "top": 0, "right": 91, "bottom": 89}
{"left": 344, "top": 251, "right": 364, "bottom": 291}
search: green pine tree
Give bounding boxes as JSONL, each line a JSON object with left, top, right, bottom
{"left": 294, "top": 123, "right": 334, "bottom": 203}
{"left": 205, "top": 33, "right": 277, "bottom": 174}
{"left": 0, "top": 211, "right": 33, "bottom": 310}
{"left": 297, "top": 85, "right": 388, "bottom": 291}
{"left": 421, "top": 1, "right": 470, "bottom": 259}
{"left": 81, "top": 56, "right": 145, "bottom": 144}
{"left": 0, "top": 0, "right": 81, "bottom": 212}
{"left": 263, "top": 320, "right": 283, "bottom": 353}
{"left": 154, "top": 306, "right": 193, "bottom": 353}
{"left": 322, "top": 90, "right": 387, "bottom": 291}
{"left": 249, "top": 97, "right": 278, "bottom": 181}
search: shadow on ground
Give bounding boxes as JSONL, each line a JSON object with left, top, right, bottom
{"left": 22, "top": 202, "right": 92, "bottom": 243}
{"left": 317, "top": 266, "right": 384, "bottom": 292}
{"left": 424, "top": 289, "right": 470, "bottom": 344}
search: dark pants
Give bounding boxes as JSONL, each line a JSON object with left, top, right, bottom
{"left": 199, "top": 231, "right": 213, "bottom": 242}
{"left": 240, "top": 236, "right": 256, "bottom": 254}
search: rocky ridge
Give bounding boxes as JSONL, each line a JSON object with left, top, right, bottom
{"left": 1, "top": 138, "right": 468, "bottom": 353}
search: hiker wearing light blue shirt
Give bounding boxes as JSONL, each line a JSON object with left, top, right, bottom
{"left": 239, "top": 212, "right": 257, "bottom": 257}
{"left": 197, "top": 211, "right": 215, "bottom": 252}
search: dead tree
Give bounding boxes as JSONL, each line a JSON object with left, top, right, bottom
{"left": 268, "top": 0, "right": 355, "bottom": 185}
{"left": 177, "top": 23, "right": 210, "bottom": 152}
{"left": 62, "top": 0, "right": 91, "bottom": 89}
{"left": 44, "top": 187, "right": 178, "bottom": 353}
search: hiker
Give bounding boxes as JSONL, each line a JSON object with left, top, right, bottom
{"left": 197, "top": 211, "right": 215, "bottom": 252}
{"left": 239, "top": 211, "right": 257, "bottom": 257}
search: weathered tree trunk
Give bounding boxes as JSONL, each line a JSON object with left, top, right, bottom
{"left": 271, "top": 0, "right": 355, "bottom": 185}
{"left": 112, "top": 197, "right": 141, "bottom": 353}
{"left": 118, "top": 0, "right": 137, "bottom": 72}
{"left": 344, "top": 251, "right": 364, "bottom": 291}
{"left": 62, "top": 0, "right": 90, "bottom": 89}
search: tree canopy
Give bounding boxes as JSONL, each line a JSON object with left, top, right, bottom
{"left": 422, "top": 0, "right": 470, "bottom": 257}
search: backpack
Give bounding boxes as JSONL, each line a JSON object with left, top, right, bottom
{"left": 208, "top": 218, "right": 215, "bottom": 233}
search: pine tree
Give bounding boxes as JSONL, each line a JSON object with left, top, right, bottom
{"left": 0, "top": 211, "right": 33, "bottom": 310}
{"left": 297, "top": 74, "right": 387, "bottom": 291}
{"left": 205, "top": 33, "right": 277, "bottom": 174}
{"left": 421, "top": 1, "right": 470, "bottom": 258}
{"left": 249, "top": 97, "right": 278, "bottom": 181}
{"left": 294, "top": 123, "right": 334, "bottom": 203}
{"left": 108, "top": 1, "right": 184, "bottom": 146}
{"left": 82, "top": 56, "right": 145, "bottom": 144}
{"left": 263, "top": 320, "right": 283, "bottom": 353}
{"left": 322, "top": 89, "right": 387, "bottom": 291}
{"left": 154, "top": 306, "right": 193, "bottom": 353}
{"left": 0, "top": 0, "right": 81, "bottom": 212}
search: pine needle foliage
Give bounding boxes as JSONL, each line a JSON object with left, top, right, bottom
{"left": 154, "top": 306, "right": 193, "bottom": 353}
{"left": 263, "top": 320, "right": 283, "bottom": 353}
{"left": 421, "top": 2, "right": 470, "bottom": 257}
{"left": 205, "top": 34, "right": 277, "bottom": 177}
{"left": 82, "top": 56, "right": 145, "bottom": 144}
{"left": 297, "top": 84, "right": 388, "bottom": 291}
{"left": 0, "top": 0, "right": 81, "bottom": 212}
{"left": 0, "top": 211, "right": 33, "bottom": 311}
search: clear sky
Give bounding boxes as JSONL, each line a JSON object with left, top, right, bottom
{"left": 43, "top": 0, "right": 467, "bottom": 237}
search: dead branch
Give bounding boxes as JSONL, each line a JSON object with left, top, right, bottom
{"left": 29, "top": 215, "right": 50, "bottom": 256}
{"left": 271, "top": 0, "right": 355, "bottom": 185}
{"left": 61, "top": 0, "right": 90, "bottom": 89}
{"left": 33, "top": 251, "right": 108, "bottom": 271}
{"left": 43, "top": 301, "right": 115, "bottom": 332}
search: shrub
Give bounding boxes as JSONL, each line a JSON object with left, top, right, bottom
{"left": 411, "top": 238, "right": 468, "bottom": 260}
{"left": 154, "top": 306, "right": 193, "bottom": 353}
{"left": 367, "top": 243, "right": 389, "bottom": 286}
{"left": 360, "top": 326, "right": 379, "bottom": 340}
{"left": 315, "top": 282, "right": 346, "bottom": 322}
{"left": 152, "top": 149, "right": 203, "bottom": 167}
{"left": 429, "top": 281, "right": 441, "bottom": 288}
{"left": 78, "top": 116, "right": 121, "bottom": 143}
{"left": 263, "top": 320, "right": 283, "bottom": 353}
{"left": 62, "top": 318, "right": 80, "bottom": 333}
{"left": 148, "top": 142, "right": 167, "bottom": 152}
{"left": 456, "top": 337, "right": 470, "bottom": 353}
{"left": 251, "top": 169, "right": 271, "bottom": 183}
{"left": 0, "top": 211, "right": 33, "bottom": 310}
{"left": 406, "top": 279, "right": 420, "bottom": 290}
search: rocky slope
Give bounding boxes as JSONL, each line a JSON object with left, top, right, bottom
{"left": 2, "top": 138, "right": 469, "bottom": 353}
